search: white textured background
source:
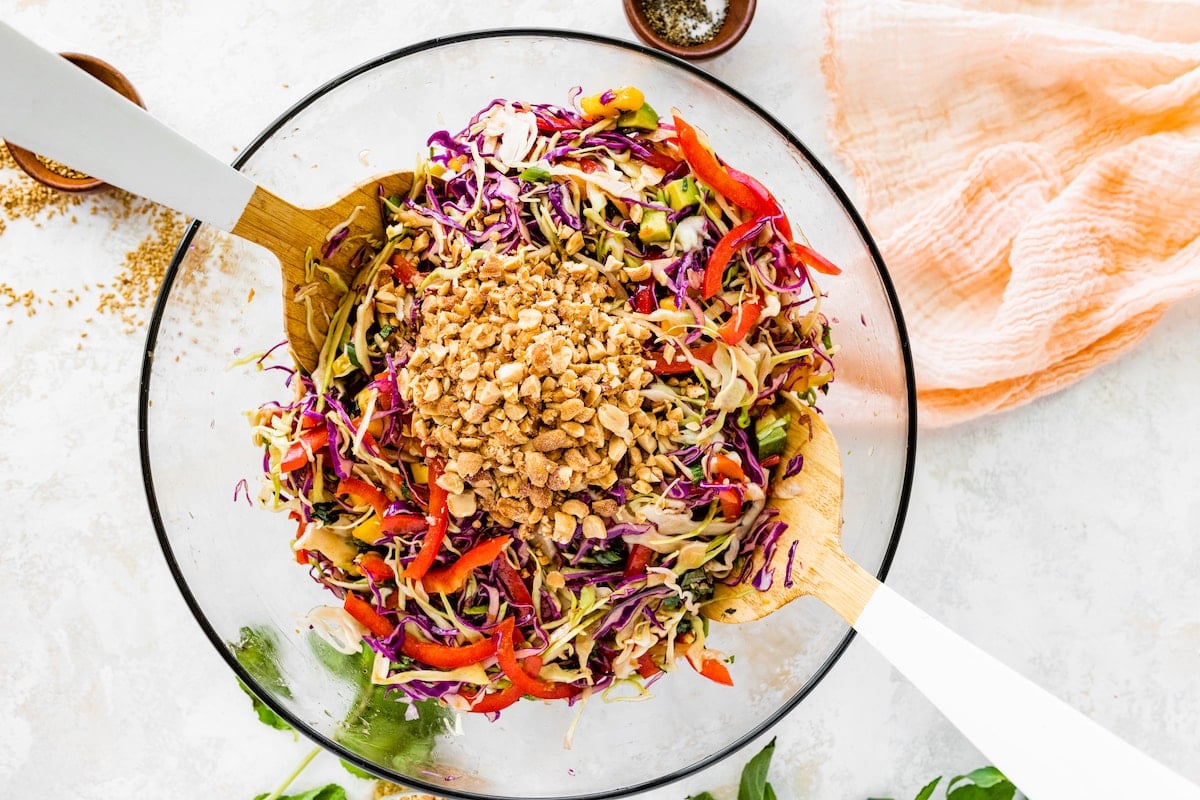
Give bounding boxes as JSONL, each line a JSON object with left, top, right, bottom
{"left": 0, "top": 1, "right": 1197, "bottom": 798}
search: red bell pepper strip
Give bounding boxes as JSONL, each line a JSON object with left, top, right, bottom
{"left": 635, "top": 653, "right": 662, "bottom": 679}
{"left": 623, "top": 543, "right": 655, "bottom": 578}
{"left": 640, "top": 146, "right": 682, "bottom": 175}
{"left": 339, "top": 478, "right": 428, "bottom": 536}
{"left": 388, "top": 252, "right": 420, "bottom": 285}
{"left": 673, "top": 114, "right": 763, "bottom": 212}
{"left": 711, "top": 453, "right": 746, "bottom": 482}
{"left": 357, "top": 551, "right": 395, "bottom": 583}
{"left": 343, "top": 592, "right": 396, "bottom": 639}
{"left": 791, "top": 242, "right": 843, "bottom": 276}
{"left": 280, "top": 426, "right": 329, "bottom": 473}
{"left": 647, "top": 340, "right": 718, "bottom": 375}
{"left": 760, "top": 454, "right": 781, "bottom": 468}
{"left": 702, "top": 217, "right": 768, "bottom": 299}
{"left": 689, "top": 652, "right": 734, "bottom": 686}
{"left": 422, "top": 535, "right": 513, "bottom": 595}
{"left": 495, "top": 618, "right": 578, "bottom": 700}
{"left": 725, "top": 166, "right": 793, "bottom": 240}
{"left": 632, "top": 281, "right": 656, "bottom": 314}
{"left": 716, "top": 299, "right": 763, "bottom": 346}
{"left": 400, "top": 629, "right": 497, "bottom": 669}
{"left": 336, "top": 477, "right": 388, "bottom": 518}
{"left": 463, "top": 651, "right": 548, "bottom": 713}
{"left": 718, "top": 487, "right": 743, "bottom": 522}
{"left": 403, "top": 457, "right": 449, "bottom": 581}
{"left": 495, "top": 556, "right": 534, "bottom": 608}
{"left": 290, "top": 511, "right": 309, "bottom": 565}
{"left": 465, "top": 681, "right": 524, "bottom": 714}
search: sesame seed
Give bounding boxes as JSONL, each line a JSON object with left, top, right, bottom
{"left": 2, "top": 140, "right": 189, "bottom": 332}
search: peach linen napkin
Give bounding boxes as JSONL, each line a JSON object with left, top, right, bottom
{"left": 821, "top": 0, "right": 1200, "bottom": 426}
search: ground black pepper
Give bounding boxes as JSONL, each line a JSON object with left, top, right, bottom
{"left": 640, "top": 0, "right": 729, "bottom": 47}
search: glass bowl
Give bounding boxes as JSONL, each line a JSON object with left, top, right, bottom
{"left": 140, "top": 29, "right": 915, "bottom": 800}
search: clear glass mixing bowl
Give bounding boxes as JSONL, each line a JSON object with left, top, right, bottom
{"left": 140, "top": 29, "right": 915, "bottom": 800}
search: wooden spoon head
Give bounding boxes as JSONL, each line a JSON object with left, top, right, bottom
{"left": 233, "top": 171, "right": 414, "bottom": 373}
{"left": 702, "top": 404, "right": 845, "bottom": 624}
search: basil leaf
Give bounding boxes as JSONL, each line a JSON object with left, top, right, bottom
{"left": 946, "top": 767, "right": 1016, "bottom": 800}
{"left": 687, "top": 794, "right": 718, "bottom": 800}
{"left": 237, "top": 678, "right": 292, "bottom": 732}
{"left": 954, "top": 767, "right": 1009, "bottom": 789}
{"left": 913, "top": 776, "right": 942, "bottom": 800}
{"left": 339, "top": 759, "right": 374, "bottom": 780}
{"left": 253, "top": 784, "right": 348, "bottom": 800}
{"left": 737, "top": 738, "right": 776, "bottom": 800}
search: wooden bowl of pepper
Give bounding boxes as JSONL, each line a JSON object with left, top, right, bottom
{"left": 623, "top": 0, "right": 756, "bottom": 60}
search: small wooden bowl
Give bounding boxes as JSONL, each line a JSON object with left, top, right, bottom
{"left": 4, "top": 52, "right": 145, "bottom": 193}
{"left": 623, "top": 0, "right": 756, "bottom": 61}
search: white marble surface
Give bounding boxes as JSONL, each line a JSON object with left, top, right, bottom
{"left": 1, "top": 1, "right": 1197, "bottom": 798}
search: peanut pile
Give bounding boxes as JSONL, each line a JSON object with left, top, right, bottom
{"left": 394, "top": 245, "right": 685, "bottom": 542}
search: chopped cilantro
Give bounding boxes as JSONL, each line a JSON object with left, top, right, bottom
{"left": 311, "top": 501, "right": 340, "bottom": 525}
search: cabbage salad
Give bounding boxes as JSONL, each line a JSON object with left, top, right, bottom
{"left": 248, "top": 87, "right": 838, "bottom": 715}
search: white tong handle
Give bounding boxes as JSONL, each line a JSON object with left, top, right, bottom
{"left": 0, "top": 21, "right": 254, "bottom": 230}
{"left": 856, "top": 585, "right": 1200, "bottom": 799}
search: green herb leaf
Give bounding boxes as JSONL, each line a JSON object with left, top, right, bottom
{"left": 913, "top": 776, "right": 942, "bottom": 800}
{"left": 687, "top": 793, "right": 718, "bottom": 800}
{"left": 253, "top": 783, "right": 348, "bottom": 800}
{"left": 237, "top": 678, "right": 292, "bottom": 732}
{"left": 737, "top": 738, "right": 777, "bottom": 800}
{"left": 311, "top": 501, "right": 340, "bottom": 525}
{"left": 520, "top": 165, "right": 552, "bottom": 182}
{"left": 954, "top": 768, "right": 1010, "bottom": 789}
{"left": 946, "top": 767, "right": 1016, "bottom": 800}
{"left": 592, "top": 549, "right": 624, "bottom": 567}
{"left": 338, "top": 759, "right": 374, "bottom": 780}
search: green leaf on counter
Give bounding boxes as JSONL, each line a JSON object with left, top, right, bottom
{"left": 686, "top": 794, "right": 717, "bottom": 800}
{"left": 738, "top": 738, "right": 777, "bottom": 800}
{"left": 913, "top": 777, "right": 943, "bottom": 800}
{"left": 253, "top": 783, "right": 348, "bottom": 800}
{"left": 950, "top": 767, "right": 1011, "bottom": 791}
{"left": 945, "top": 766, "right": 1016, "bottom": 800}
{"left": 237, "top": 678, "right": 292, "bottom": 732}
{"left": 870, "top": 767, "right": 1018, "bottom": 800}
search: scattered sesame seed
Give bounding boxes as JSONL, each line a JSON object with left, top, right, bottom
{"left": 1, "top": 140, "right": 189, "bottom": 332}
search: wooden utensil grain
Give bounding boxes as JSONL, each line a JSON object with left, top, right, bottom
{"left": 228, "top": 177, "right": 412, "bottom": 372}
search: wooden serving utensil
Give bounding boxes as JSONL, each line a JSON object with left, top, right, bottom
{"left": 0, "top": 22, "right": 409, "bottom": 373}
{"left": 704, "top": 405, "right": 1200, "bottom": 800}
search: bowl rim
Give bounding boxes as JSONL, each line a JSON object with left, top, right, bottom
{"left": 138, "top": 27, "right": 917, "bottom": 800}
